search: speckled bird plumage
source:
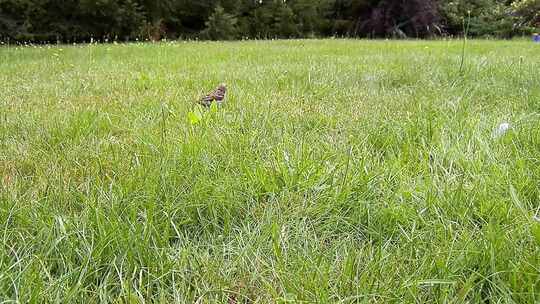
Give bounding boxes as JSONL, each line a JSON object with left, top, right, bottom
{"left": 199, "top": 83, "right": 227, "bottom": 106}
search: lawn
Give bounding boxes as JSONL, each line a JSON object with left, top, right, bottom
{"left": 1, "top": 39, "right": 539, "bottom": 303}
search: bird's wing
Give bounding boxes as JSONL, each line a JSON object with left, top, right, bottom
{"left": 201, "top": 94, "right": 214, "bottom": 102}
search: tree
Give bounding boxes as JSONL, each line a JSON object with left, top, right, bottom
{"left": 0, "top": 0, "right": 534, "bottom": 42}
{"left": 78, "top": 0, "right": 145, "bottom": 40}
{"left": 512, "top": 0, "right": 540, "bottom": 31}
{"left": 250, "top": 4, "right": 274, "bottom": 38}
{"left": 290, "top": 0, "right": 334, "bottom": 37}
{"left": 272, "top": 2, "right": 298, "bottom": 38}
{"left": 439, "top": 0, "right": 518, "bottom": 37}
{"left": 203, "top": 5, "right": 238, "bottom": 40}
{"left": 355, "top": 0, "right": 440, "bottom": 38}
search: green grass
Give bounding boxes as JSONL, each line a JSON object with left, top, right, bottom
{"left": 1, "top": 39, "right": 539, "bottom": 303}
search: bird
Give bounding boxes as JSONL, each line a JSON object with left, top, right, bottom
{"left": 199, "top": 83, "right": 227, "bottom": 107}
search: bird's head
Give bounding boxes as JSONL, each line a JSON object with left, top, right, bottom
{"left": 218, "top": 83, "right": 227, "bottom": 92}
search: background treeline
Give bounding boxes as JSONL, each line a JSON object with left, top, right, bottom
{"left": 1, "top": 0, "right": 539, "bottom": 42}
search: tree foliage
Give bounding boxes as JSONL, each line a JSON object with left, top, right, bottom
{"left": 202, "top": 5, "right": 237, "bottom": 40}
{"left": 0, "top": 0, "right": 538, "bottom": 42}
{"left": 512, "top": 0, "right": 540, "bottom": 30}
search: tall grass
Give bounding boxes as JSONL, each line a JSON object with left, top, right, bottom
{"left": 0, "top": 40, "right": 539, "bottom": 303}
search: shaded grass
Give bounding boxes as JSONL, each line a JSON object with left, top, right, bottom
{"left": 1, "top": 39, "right": 539, "bottom": 303}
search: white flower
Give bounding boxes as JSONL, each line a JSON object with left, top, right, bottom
{"left": 493, "top": 122, "right": 510, "bottom": 138}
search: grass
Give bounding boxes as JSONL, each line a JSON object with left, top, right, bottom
{"left": 1, "top": 39, "right": 539, "bottom": 303}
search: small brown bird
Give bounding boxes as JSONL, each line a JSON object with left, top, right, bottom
{"left": 199, "top": 83, "right": 227, "bottom": 107}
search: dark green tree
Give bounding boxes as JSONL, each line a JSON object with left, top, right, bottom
{"left": 272, "top": 2, "right": 298, "bottom": 38}
{"left": 250, "top": 4, "right": 274, "bottom": 38}
{"left": 290, "top": 0, "right": 334, "bottom": 37}
{"left": 79, "top": 0, "right": 145, "bottom": 40}
{"left": 0, "top": 0, "right": 534, "bottom": 42}
{"left": 203, "top": 5, "right": 238, "bottom": 40}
